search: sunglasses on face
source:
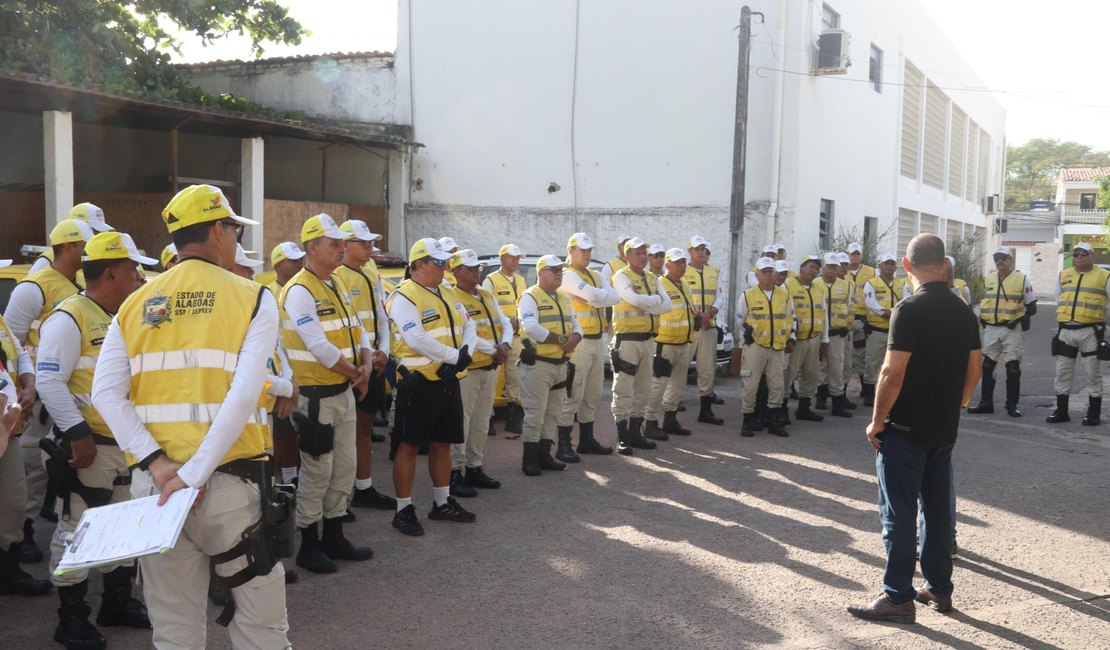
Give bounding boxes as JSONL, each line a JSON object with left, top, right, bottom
{"left": 219, "top": 220, "right": 244, "bottom": 242}
{"left": 1074, "top": 250, "right": 1091, "bottom": 258}
{"left": 428, "top": 257, "right": 448, "bottom": 268}
{"left": 993, "top": 256, "right": 1009, "bottom": 262}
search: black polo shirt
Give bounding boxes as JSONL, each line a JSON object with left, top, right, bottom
{"left": 887, "top": 281, "right": 980, "bottom": 447}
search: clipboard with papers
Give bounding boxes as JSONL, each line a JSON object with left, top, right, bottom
{"left": 54, "top": 487, "right": 199, "bottom": 576}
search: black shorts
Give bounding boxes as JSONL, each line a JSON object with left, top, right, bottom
{"left": 397, "top": 376, "right": 464, "bottom": 445}
{"left": 355, "top": 372, "right": 387, "bottom": 414}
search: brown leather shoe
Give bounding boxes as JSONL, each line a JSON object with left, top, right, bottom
{"left": 847, "top": 594, "right": 916, "bottom": 624}
{"left": 915, "top": 586, "right": 953, "bottom": 612}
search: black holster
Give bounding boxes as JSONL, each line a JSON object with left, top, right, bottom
{"left": 1096, "top": 324, "right": 1110, "bottom": 361}
{"left": 293, "top": 386, "right": 344, "bottom": 458}
{"left": 609, "top": 341, "right": 638, "bottom": 375}
{"left": 520, "top": 339, "right": 537, "bottom": 366}
{"left": 652, "top": 343, "right": 673, "bottom": 378}
{"left": 393, "top": 365, "right": 423, "bottom": 416}
{"left": 742, "top": 324, "right": 755, "bottom": 346}
{"left": 39, "top": 437, "right": 112, "bottom": 519}
{"left": 552, "top": 362, "right": 575, "bottom": 398}
{"left": 1051, "top": 327, "right": 1079, "bottom": 358}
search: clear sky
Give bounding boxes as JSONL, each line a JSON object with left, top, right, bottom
{"left": 173, "top": 0, "right": 1110, "bottom": 152}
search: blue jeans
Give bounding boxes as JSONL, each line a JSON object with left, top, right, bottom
{"left": 918, "top": 469, "right": 956, "bottom": 547}
{"left": 876, "top": 432, "right": 954, "bottom": 604}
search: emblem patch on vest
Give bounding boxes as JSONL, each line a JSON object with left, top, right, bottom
{"left": 141, "top": 294, "right": 172, "bottom": 328}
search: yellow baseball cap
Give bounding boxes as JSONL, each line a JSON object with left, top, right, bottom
{"left": 49, "top": 219, "right": 95, "bottom": 246}
{"left": 448, "top": 249, "right": 481, "bottom": 270}
{"left": 68, "top": 203, "right": 114, "bottom": 232}
{"left": 499, "top": 243, "right": 523, "bottom": 257}
{"left": 271, "top": 241, "right": 307, "bottom": 265}
{"left": 409, "top": 237, "right": 453, "bottom": 263}
{"left": 339, "top": 220, "right": 382, "bottom": 242}
{"left": 623, "top": 237, "right": 647, "bottom": 254}
{"left": 84, "top": 232, "right": 157, "bottom": 265}
{"left": 162, "top": 184, "right": 257, "bottom": 234}
{"left": 160, "top": 244, "right": 177, "bottom": 268}
{"left": 301, "top": 213, "right": 351, "bottom": 244}
{"left": 536, "top": 254, "right": 566, "bottom": 274}
{"left": 567, "top": 233, "right": 594, "bottom": 250}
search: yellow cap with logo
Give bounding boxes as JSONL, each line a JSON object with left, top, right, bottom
{"left": 301, "top": 213, "right": 351, "bottom": 244}
{"left": 162, "top": 185, "right": 257, "bottom": 234}
{"left": 160, "top": 244, "right": 177, "bottom": 269}
{"left": 84, "top": 232, "right": 157, "bottom": 265}
{"left": 49, "top": 219, "right": 95, "bottom": 246}
{"left": 408, "top": 237, "right": 453, "bottom": 263}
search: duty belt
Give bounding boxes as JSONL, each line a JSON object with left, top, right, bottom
{"left": 300, "top": 382, "right": 350, "bottom": 399}
{"left": 215, "top": 457, "right": 271, "bottom": 485}
{"left": 1060, "top": 322, "right": 1099, "bottom": 330}
{"left": 614, "top": 333, "right": 653, "bottom": 342}
{"left": 582, "top": 333, "right": 603, "bottom": 340}
{"left": 535, "top": 355, "right": 568, "bottom": 365}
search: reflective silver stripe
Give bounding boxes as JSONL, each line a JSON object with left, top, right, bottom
{"left": 613, "top": 310, "right": 646, "bottom": 318}
{"left": 135, "top": 403, "right": 267, "bottom": 425}
{"left": 75, "top": 356, "right": 98, "bottom": 370}
{"left": 356, "top": 310, "right": 373, "bottom": 320}
{"left": 319, "top": 318, "right": 355, "bottom": 332}
{"left": 30, "top": 319, "right": 42, "bottom": 331}
{"left": 659, "top": 321, "right": 689, "bottom": 330}
{"left": 424, "top": 326, "right": 456, "bottom": 338}
{"left": 129, "top": 349, "right": 239, "bottom": 375}
{"left": 286, "top": 350, "right": 318, "bottom": 362}
{"left": 73, "top": 393, "right": 92, "bottom": 407}
{"left": 400, "top": 356, "right": 433, "bottom": 367}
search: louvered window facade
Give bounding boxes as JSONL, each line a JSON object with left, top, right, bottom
{"left": 900, "top": 62, "right": 924, "bottom": 179}
{"left": 977, "top": 130, "right": 991, "bottom": 204}
{"left": 948, "top": 106, "right": 966, "bottom": 198}
{"left": 964, "top": 120, "right": 978, "bottom": 202}
{"left": 922, "top": 82, "right": 948, "bottom": 189}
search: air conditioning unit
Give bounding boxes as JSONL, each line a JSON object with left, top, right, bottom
{"left": 814, "top": 29, "right": 851, "bottom": 74}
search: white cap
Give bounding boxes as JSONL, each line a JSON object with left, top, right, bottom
{"left": 69, "top": 203, "right": 114, "bottom": 232}
{"left": 449, "top": 249, "right": 482, "bottom": 270}
{"left": 234, "top": 244, "right": 264, "bottom": 268}
{"left": 992, "top": 246, "right": 1011, "bottom": 257}
{"left": 879, "top": 253, "right": 897, "bottom": 263}
{"left": 823, "top": 252, "right": 840, "bottom": 266}
{"left": 774, "top": 260, "right": 790, "bottom": 273}
{"left": 688, "top": 235, "right": 711, "bottom": 250}
{"left": 648, "top": 243, "right": 666, "bottom": 256}
{"left": 1074, "top": 241, "right": 1093, "bottom": 252}
{"left": 617, "top": 233, "right": 633, "bottom": 244}
{"left": 773, "top": 242, "right": 785, "bottom": 251}
{"left": 568, "top": 233, "right": 594, "bottom": 250}
{"left": 536, "top": 254, "right": 567, "bottom": 274}
{"left": 437, "top": 236, "right": 459, "bottom": 251}
{"left": 271, "top": 241, "right": 307, "bottom": 265}
{"left": 499, "top": 243, "right": 523, "bottom": 257}
{"left": 837, "top": 252, "right": 850, "bottom": 264}
{"left": 0, "top": 259, "right": 11, "bottom": 268}
{"left": 945, "top": 255, "right": 956, "bottom": 266}
{"left": 801, "top": 254, "right": 823, "bottom": 267}
{"left": 666, "top": 248, "right": 689, "bottom": 263}
{"left": 623, "top": 237, "right": 647, "bottom": 253}
{"left": 847, "top": 242, "right": 863, "bottom": 253}
{"left": 340, "top": 219, "right": 382, "bottom": 242}
{"left": 756, "top": 257, "right": 776, "bottom": 270}
{"left": 762, "top": 245, "right": 778, "bottom": 254}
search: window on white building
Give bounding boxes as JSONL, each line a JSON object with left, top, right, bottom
{"left": 864, "top": 216, "right": 878, "bottom": 244}
{"left": 822, "top": 4, "right": 840, "bottom": 30}
{"left": 869, "top": 45, "right": 883, "bottom": 93}
{"left": 1081, "top": 193, "right": 1098, "bottom": 210}
{"left": 819, "top": 199, "right": 834, "bottom": 249}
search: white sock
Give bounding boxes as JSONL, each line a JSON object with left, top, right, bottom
{"left": 396, "top": 496, "right": 412, "bottom": 512}
{"left": 354, "top": 477, "right": 373, "bottom": 491}
{"left": 432, "top": 485, "right": 450, "bottom": 506}
{"left": 281, "top": 467, "right": 298, "bottom": 483}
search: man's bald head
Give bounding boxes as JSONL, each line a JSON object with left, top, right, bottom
{"left": 906, "top": 234, "right": 945, "bottom": 270}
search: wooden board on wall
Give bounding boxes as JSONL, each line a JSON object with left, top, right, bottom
{"left": 78, "top": 193, "right": 175, "bottom": 261}
{"left": 0, "top": 192, "right": 46, "bottom": 260}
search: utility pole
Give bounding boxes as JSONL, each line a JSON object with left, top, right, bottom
{"left": 727, "top": 6, "right": 757, "bottom": 373}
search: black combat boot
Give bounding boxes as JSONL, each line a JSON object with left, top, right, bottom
{"left": 709, "top": 391, "right": 724, "bottom": 405}
{"left": 576, "top": 421, "right": 613, "bottom": 455}
{"left": 465, "top": 466, "right": 501, "bottom": 489}
{"left": 55, "top": 581, "right": 106, "bottom": 650}
{"left": 449, "top": 468, "right": 478, "bottom": 498}
{"left": 16, "top": 518, "right": 43, "bottom": 563}
{"left": 96, "top": 566, "right": 150, "bottom": 628}
{"left": 504, "top": 402, "right": 524, "bottom": 438}
{"left": 968, "top": 376, "right": 995, "bottom": 414}
{"left": 626, "top": 417, "right": 656, "bottom": 450}
{"left": 780, "top": 401, "right": 792, "bottom": 425}
{"left": 1004, "top": 360, "right": 1022, "bottom": 417}
{"left": 842, "top": 393, "right": 858, "bottom": 409}
{"left": 0, "top": 545, "right": 51, "bottom": 596}
{"left": 1046, "top": 395, "right": 1070, "bottom": 423}
{"left": 321, "top": 517, "right": 373, "bottom": 561}
{"left": 615, "top": 421, "right": 633, "bottom": 456}
{"left": 521, "top": 441, "right": 542, "bottom": 475}
{"left": 862, "top": 383, "right": 876, "bottom": 407}
{"left": 643, "top": 418, "right": 668, "bottom": 441}
{"left": 768, "top": 407, "right": 790, "bottom": 437}
{"left": 815, "top": 385, "right": 829, "bottom": 410}
{"left": 296, "top": 523, "right": 337, "bottom": 574}
{"left": 740, "top": 414, "right": 755, "bottom": 437}
{"left": 1082, "top": 396, "right": 1101, "bottom": 426}
{"left": 662, "top": 411, "right": 691, "bottom": 436}
{"left": 538, "top": 439, "right": 567, "bottom": 471}
{"left": 697, "top": 396, "right": 724, "bottom": 425}
{"left": 555, "top": 425, "right": 581, "bottom": 463}
{"left": 795, "top": 397, "right": 824, "bottom": 422}
{"left": 830, "top": 394, "right": 853, "bottom": 418}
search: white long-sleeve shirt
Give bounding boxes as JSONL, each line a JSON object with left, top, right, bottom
{"left": 34, "top": 307, "right": 90, "bottom": 433}
{"left": 282, "top": 281, "right": 371, "bottom": 369}
{"left": 92, "top": 291, "right": 279, "bottom": 488}
{"left": 519, "top": 291, "right": 584, "bottom": 343}
{"left": 387, "top": 284, "right": 478, "bottom": 365}
{"left": 0, "top": 319, "right": 34, "bottom": 380}
{"left": 558, "top": 267, "right": 621, "bottom": 308}
{"left": 4, "top": 281, "right": 47, "bottom": 345}
{"left": 1055, "top": 272, "right": 1110, "bottom": 322}
{"left": 735, "top": 289, "right": 797, "bottom": 342}
{"left": 612, "top": 270, "right": 673, "bottom": 315}
{"left": 266, "top": 343, "right": 295, "bottom": 399}
{"left": 863, "top": 278, "right": 911, "bottom": 315}
{"left": 599, "top": 261, "right": 620, "bottom": 291}
{"left": 459, "top": 287, "right": 512, "bottom": 355}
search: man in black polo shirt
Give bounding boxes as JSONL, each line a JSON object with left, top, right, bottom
{"left": 848, "top": 234, "right": 981, "bottom": 624}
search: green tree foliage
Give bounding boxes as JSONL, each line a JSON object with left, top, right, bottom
{"left": 1005, "top": 138, "right": 1110, "bottom": 211}
{"left": 819, "top": 221, "right": 897, "bottom": 266}
{"left": 0, "top": 0, "right": 305, "bottom": 118}
{"left": 947, "top": 230, "right": 986, "bottom": 303}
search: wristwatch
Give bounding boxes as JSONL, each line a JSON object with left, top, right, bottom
{"left": 557, "top": 334, "right": 567, "bottom": 344}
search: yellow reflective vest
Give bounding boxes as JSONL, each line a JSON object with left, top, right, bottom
{"left": 849, "top": 264, "right": 876, "bottom": 317}
{"left": 744, "top": 286, "right": 791, "bottom": 351}
{"left": 522, "top": 285, "right": 574, "bottom": 359}
{"left": 19, "top": 265, "right": 83, "bottom": 363}
{"left": 785, "top": 277, "right": 827, "bottom": 340}
{"left": 563, "top": 266, "right": 608, "bottom": 336}
{"left": 456, "top": 286, "right": 503, "bottom": 369}
{"left": 816, "top": 276, "right": 853, "bottom": 331}
{"left": 612, "top": 267, "right": 660, "bottom": 335}
{"left": 682, "top": 264, "right": 719, "bottom": 315}
{"left": 657, "top": 275, "right": 695, "bottom": 345}
{"left": 486, "top": 270, "right": 526, "bottom": 323}
{"left": 387, "top": 279, "right": 468, "bottom": 381}
{"left": 280, "top": 268, "right": 362, "bottom": 388}
{"left": 981, "top": 271, "right": 1027, "bottom": 324}
{"left": 49, "top": 294, "right": 113, "bottom": 438}
{"left": 335, "top": 264, "right": 382, "bottom": 349}
{"left": 0, "top": 316, "right": 24, "bottom": 393}
{"left": 1056, "top": 266, "right": 1110, "bottom": 324}
{"left": 865, "top": 276, "right": 905, "bottom": 331}
{"left": 607, "top": 257, "right": 628, "bottom": 282}
{"left": 116, "top": 260, "right": 269, "bottom": 466}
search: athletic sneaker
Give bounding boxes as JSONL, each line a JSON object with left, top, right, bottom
{"left": 428, "top": 497, "right": 477, "bottom": 523}
{"left": 391, "top": 504, "right": 425, "bottom": 536}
